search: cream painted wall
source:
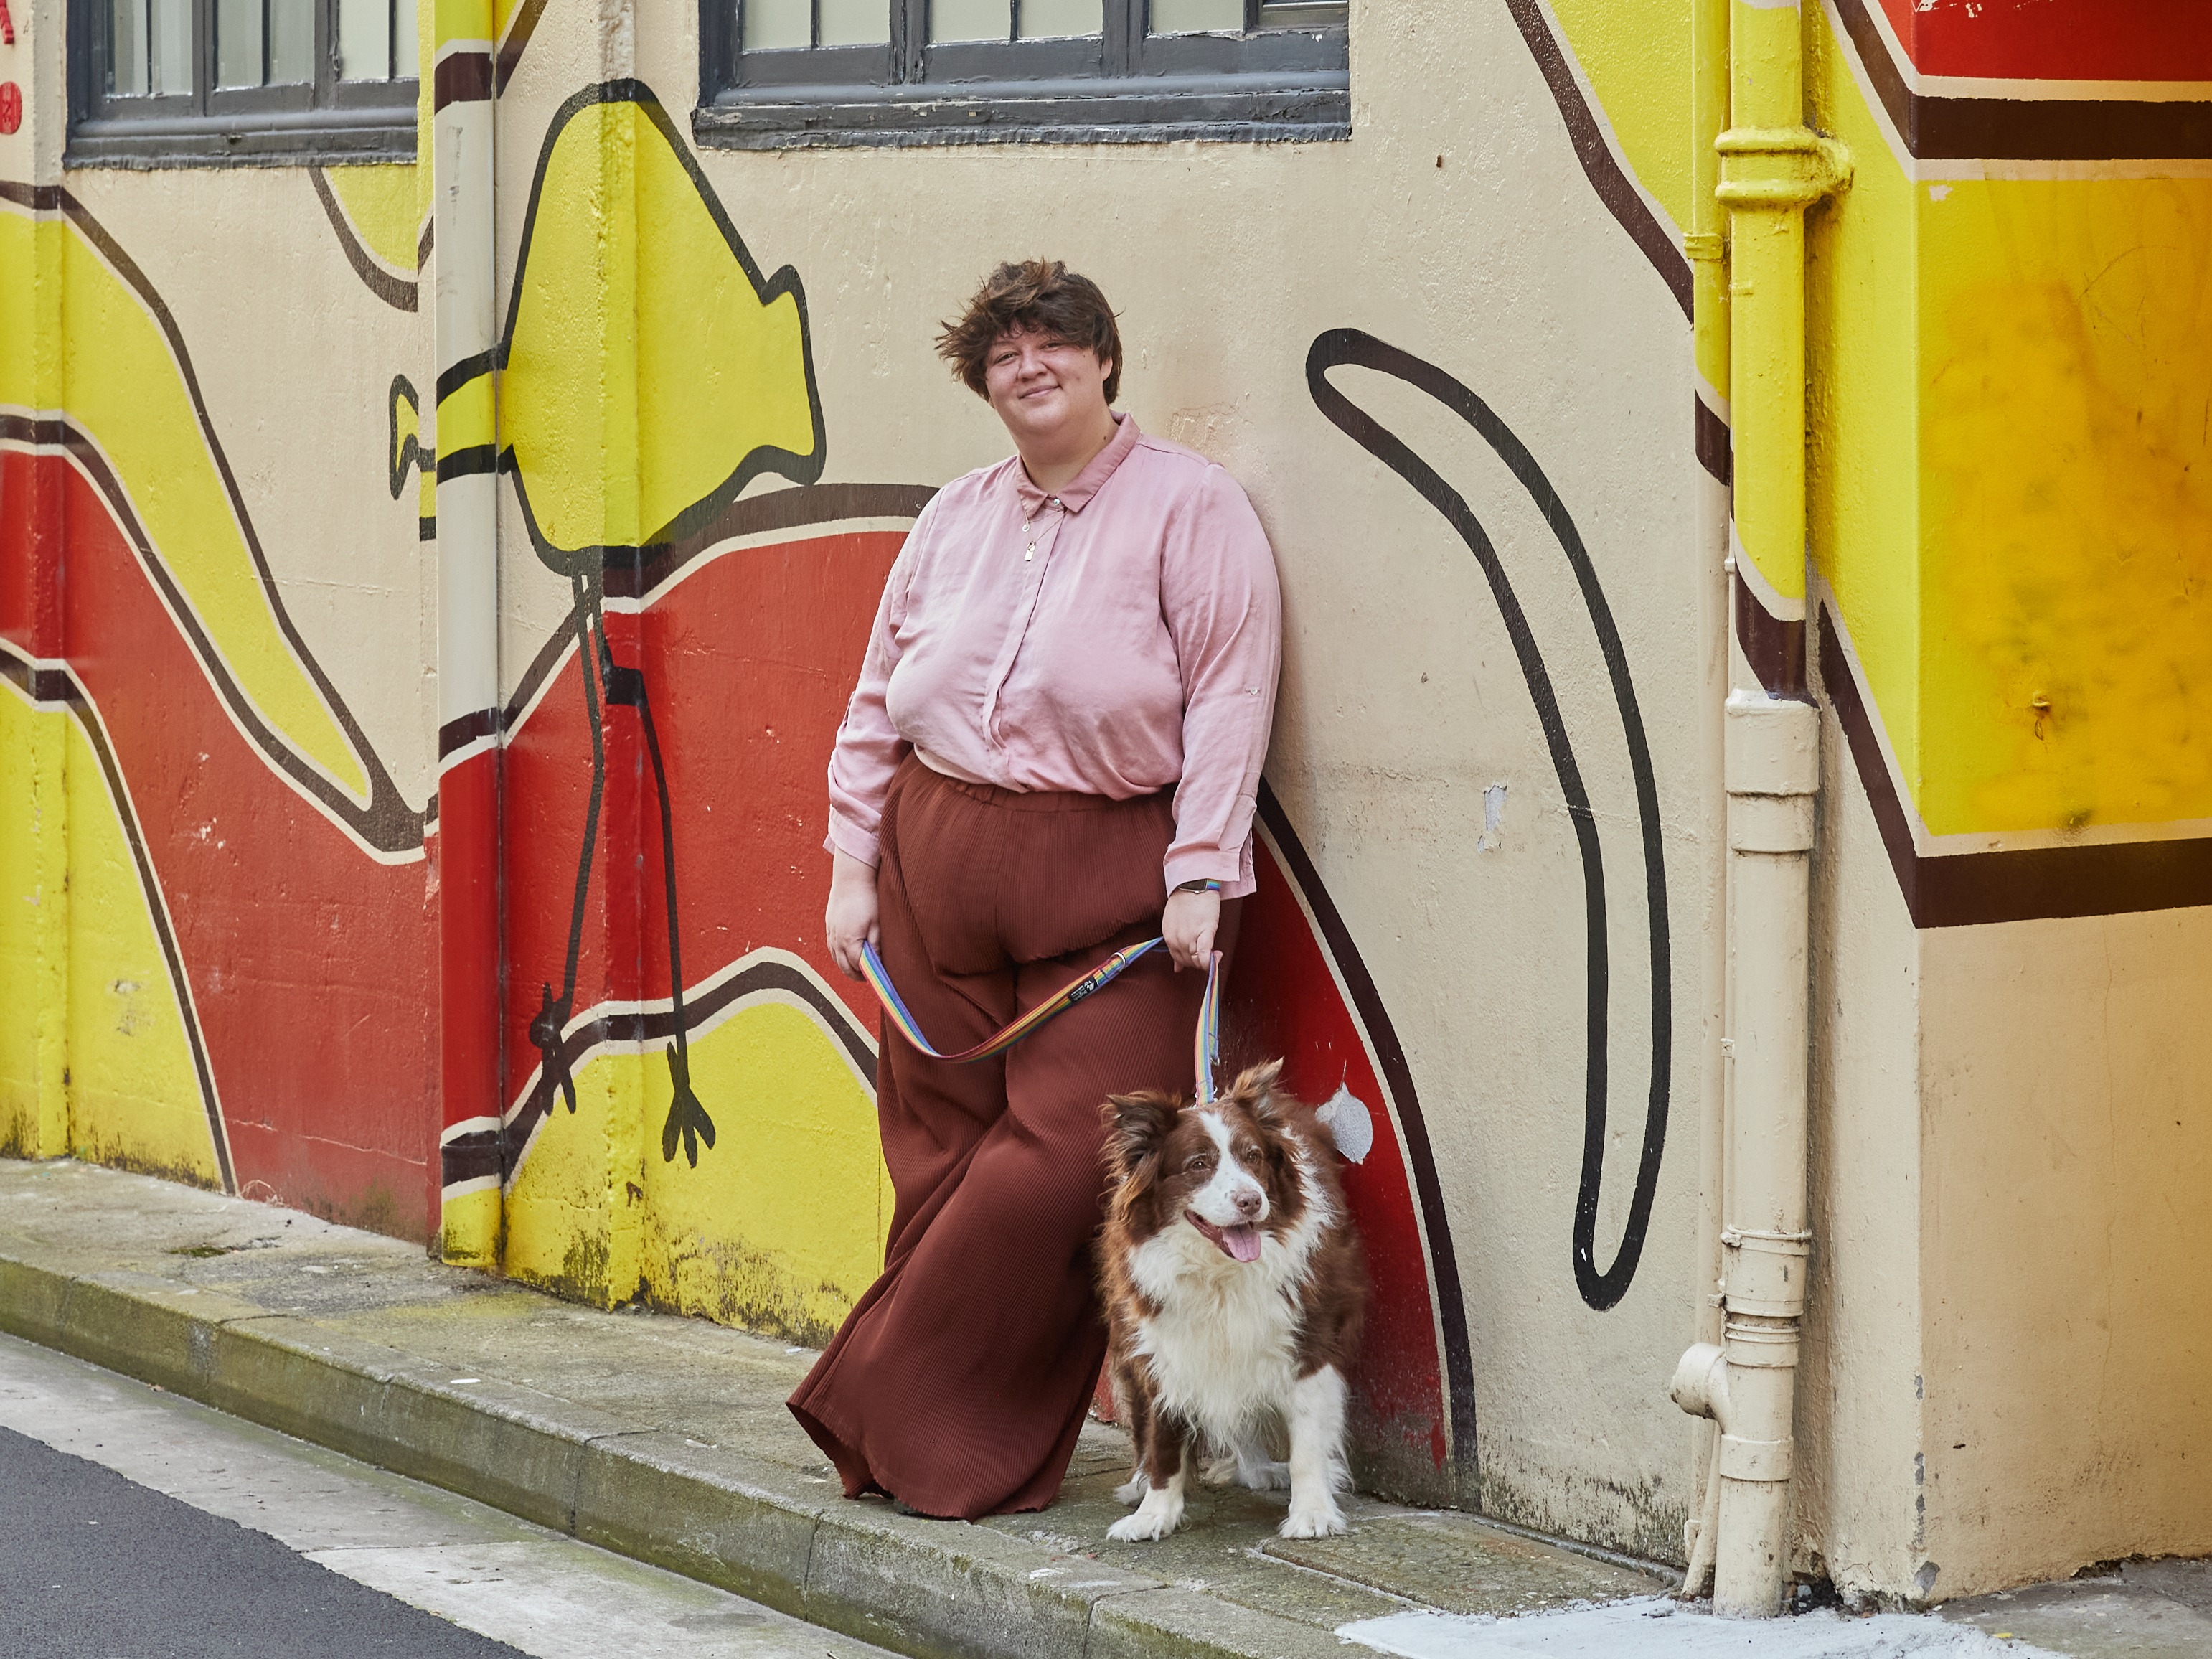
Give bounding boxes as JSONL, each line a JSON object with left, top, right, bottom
{"left": 1799, "top": 681, "right": 1926, "bottom": 1601}
{"left": 1917, "top": 908, "right": 2212, "bottom": 1598}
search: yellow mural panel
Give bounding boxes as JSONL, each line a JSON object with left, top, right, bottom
{"left": 1918, "top": 179, "right": 2212, "bottom": 837}
{"left": 1547, "top": 0, "right": 1694, "bottom": 237}
{"left": 1805, "top": 0, "right": 1922, "bottom": 789}
{"left": 639, "top": 1002, "right": 888, "bottom": 1349}
{"left": 499, "top": 95, "right": 819, "bottom": 557}
{"left": 0, "top": 210, "right": 369, "bottom": 803}
{"left": 60, "top": 719, "right": 218, "bottom": 1186}
{"left": 503, "top": 1045, "right": 646, "bottom": 1306}
{"left": 0, "top": 689, "right": 57, "bottom": 1156}
{"left": 504, "top": 1000, "right": 888, "bottom": 1346}
{"left": 321, "top": 164, "right": 423, "bottom": 275}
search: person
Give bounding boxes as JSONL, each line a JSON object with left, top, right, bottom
{"left": 788, "top": 259, "right": 1283, "bottom": 1521}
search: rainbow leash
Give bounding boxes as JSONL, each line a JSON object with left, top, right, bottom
{"left": 1194, "top": 949, "right": 1223, "bottom": 1103}
{"left": 860, "top": 935, "right": 1165, "bottom": 1066}
{"left": 860, "top": 936, "right": 1225, "bottom": 1099}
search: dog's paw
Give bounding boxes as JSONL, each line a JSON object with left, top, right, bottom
{"left": 1238, "top": 1458, "right": 1291, "bottom": 1491}
{"left": 1107, "top": 1499, "right": 1185, "bottom": 1543}
{"left": 1199, "top": 1454, "right": 1239, "bottom": 1487}
{"left": 1278, "top": 1502, "right": 1349, "bottom": 1539}
{"left": 1113, "top": 1472, "right": 1149, "bottom": 1506}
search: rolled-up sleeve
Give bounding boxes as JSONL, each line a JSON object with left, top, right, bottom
{"left": 825, "top": 520, "right": 923, "bottom": 868}
{"left": 1159, "top": 467, "right": 1282, "bottom": 898}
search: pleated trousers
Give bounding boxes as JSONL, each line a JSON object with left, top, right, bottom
{"left": 789, "top": 754, "right": 1233, "bottom": 1518}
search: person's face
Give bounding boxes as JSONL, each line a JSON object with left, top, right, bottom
{"left": 982, "top": 326, "right": 1113, "bottom": 448}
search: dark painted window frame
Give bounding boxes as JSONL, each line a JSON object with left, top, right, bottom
{"left": 67, "top": 0, "right": 416, "bottom": 166}
{"left": 694, "top": 0, "right": 1348, "bottom": 149}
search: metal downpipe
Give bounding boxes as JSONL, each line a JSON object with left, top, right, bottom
{"left": 1672, "top": 0, "right": 1848, "bottom": 1618}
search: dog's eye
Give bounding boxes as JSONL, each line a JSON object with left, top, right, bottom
{"left": 1234, "top": 1142, "right": 1261, "bottom": 1163}
{"left": 1184, "top": 1155, "right": 1214, "bottom": 1174}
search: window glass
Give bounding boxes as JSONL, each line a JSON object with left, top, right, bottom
{"left": 930, "top": 0, "right": 1009, "bottom": 42}
{"left": 1148, "top": 0, "right": 1240, "bottom": 32}
{"left": 816, "top": 0, "right": 890, "bottom": 44}
{"left": 339, "top": 0, "right": 392, "bottom": 78}
{"left": 1017, "top": 0, "right": 1097, "bottom": 37}
{"left": 270, "top": 0, "right": 316, "bottom": 80}
{"left": 110, "top": 0, "right": 148, "bottom": 93}
{"left": 150, "top": 0, "right": 193, "bottom": 93}
{"left": 743, "top": 0, "right": 808, "bottom": 47}
{"left": 217, "top": 0, "right": 262, "bottom": 86}
{"left": 394, "top": 0, "right": 418, "bottom": 75}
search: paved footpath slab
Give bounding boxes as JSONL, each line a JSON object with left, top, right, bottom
{"left": 4, "top": 1157, "right": 2201, "bottom": 1659}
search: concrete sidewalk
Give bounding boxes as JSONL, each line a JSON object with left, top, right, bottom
{"left": 0, "top": 1157, "right": 1663, "bottom": 1659}
{"left": 4, "top": 1157, "right": 2204, "bottom": 1659}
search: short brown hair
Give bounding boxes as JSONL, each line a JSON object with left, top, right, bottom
{"left": 936, "top": 260, "right": 1123, "bottom": 405}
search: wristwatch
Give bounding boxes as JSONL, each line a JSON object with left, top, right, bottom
{"left": 1174, "top": 878, "right": 1223, "bottom": 895}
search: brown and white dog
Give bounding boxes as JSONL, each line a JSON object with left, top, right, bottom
{"left": 1096, "top": 1060, "right": 1367, "bottom": 1541}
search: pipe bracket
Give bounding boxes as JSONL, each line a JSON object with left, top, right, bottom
{"left": 1715, "top": 127, "right": 1853, "bottom": 210}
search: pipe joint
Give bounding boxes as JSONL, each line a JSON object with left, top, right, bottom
{"left": 1723, "top": 1228, "right": 1812, "bottom": 1319}
{"left": 1670, "top": 1340, "right": 1733, "bottom": 1427}
{"left": 1725, "top": 691, "right": 1818, "bottom": 797}
{"left": 1715, "top": 127, "right": 1853, "bottom": 211}
{"left": 1719, "top": 1433, "right": 1794, "bottom": 1483}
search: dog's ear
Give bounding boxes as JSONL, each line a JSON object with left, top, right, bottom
{"left": 1232, "top": 1059, "right": 1286, "bottom": 1117}
{"left": 1103, "top": 1091, "right": 1180, "bottom": 1171}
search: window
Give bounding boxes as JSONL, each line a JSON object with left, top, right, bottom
{"left": 695, "top": 0, "right": 1347, "bottom": 148}
{"left": 69, "top": 0, "right": 418, "bottom": 164}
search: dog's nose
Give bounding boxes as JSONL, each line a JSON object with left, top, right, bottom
{"left": 1234, "top": 1188, "right": 1263, "bottom": 1218}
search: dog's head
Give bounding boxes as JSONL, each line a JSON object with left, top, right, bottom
{"left": 1102, "top": 1061, "right": 1311, "bottom": 1264}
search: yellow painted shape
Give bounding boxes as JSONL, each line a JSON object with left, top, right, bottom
{"left": 0, "top": 690, "right": 59, "bottom": 1156}
{"left": 499, "top": 98, "right": 819, "bottom": 555}
{"left": 1547, "top": 0, "right": 1693, "bottom": 238}
{"left": 504, "top": 999, "right": 888, "bottom": 1345}
{"left": 440, "top": 1185, "right": 501, "bottom": 1268}
{"left": 0, "top": 210, "right": 367, "bottom": 801}
{"left": 639, "top": 1002, "right": 888, "bottom": 1348}
{"left": 58, "top": 717, "right": 219, "bottom": 1187}
{"left": 434, "top": 0, "right": 491, "bottom": 47}
{"left": 504, "top": 1044, "right": 646, "bottom": 1306}
{"left": 1804, "top": 0, "right": 1921, "bottom": 785}
{"left": 438, "top": 367, "right": 496, "bottom": 456}
{"left": 321, "top": 164, "right": 421, "bottom": 275}
{"left": 1917, "top": 178, "right": 2212, "bottom": 837}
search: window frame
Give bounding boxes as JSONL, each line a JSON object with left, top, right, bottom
{"left": 68, "top": 0, "right": 418, "bottom": 166}
{"left": 695, "top": 0, "right": 1349, "bottom": 150}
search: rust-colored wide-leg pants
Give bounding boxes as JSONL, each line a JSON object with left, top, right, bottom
{"left": 789, "top": 755, "right": 1227, "bottom": 1519}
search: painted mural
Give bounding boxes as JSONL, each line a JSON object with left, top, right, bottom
{"left": 9, "top": 0, "right": 2205, "bottom": 1595}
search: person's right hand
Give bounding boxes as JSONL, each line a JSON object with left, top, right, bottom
{"left": 825, "top": 849, "right": 881, "bottom": 981}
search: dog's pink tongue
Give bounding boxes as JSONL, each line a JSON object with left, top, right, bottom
{"left": 1223, "top": 1225, "right": 1263, "bottom": 1263}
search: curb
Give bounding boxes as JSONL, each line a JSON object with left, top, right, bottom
{"left": 0, "top": 1248, "right": 1354, "bottom": 1659}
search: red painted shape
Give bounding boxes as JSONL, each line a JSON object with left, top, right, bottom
{"left": 500, "top": 530, "right": 902, "bottom": 1139}
{"left": 1873, "top": 0, "right": 2212, "bottom": 83}
{"left": 0, "top": 85, "right": 19, "bottom": 137}
{"left": 4, "top": 452, "right": 439, "bottom": 1233}
{"left": 1226, "top": 840, "right": 1451, "bottom": 1477}
{"left": 0, "top": 1, "right": 14, "bottom": 46}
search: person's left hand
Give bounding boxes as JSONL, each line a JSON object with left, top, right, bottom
{"left": 1163, "top": 888, "right": 1221, "bottom": 972}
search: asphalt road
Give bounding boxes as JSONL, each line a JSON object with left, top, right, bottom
{"left": 1, "top": 1423, "right": 529, "bottom": 1658}
{"left": 0, "top": 1332, "right": 898, "bottom": 1659}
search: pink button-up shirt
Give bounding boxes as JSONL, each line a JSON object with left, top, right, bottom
{"left": 827, "top": 413, "right": 1282, "bottom": 898}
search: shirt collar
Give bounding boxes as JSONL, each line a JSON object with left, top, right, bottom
{"left": 1013, "top": 412, "right": 1142, "bottom": 516}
